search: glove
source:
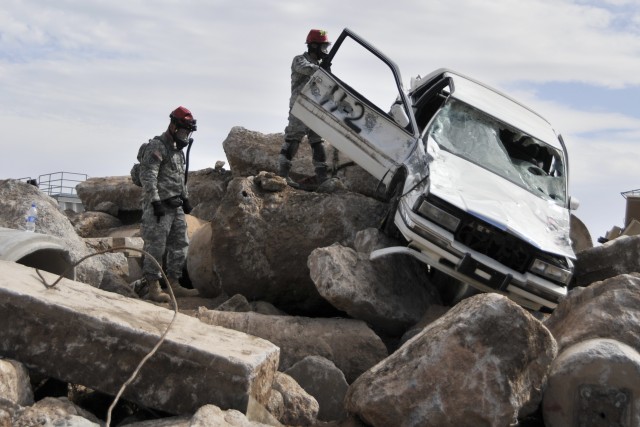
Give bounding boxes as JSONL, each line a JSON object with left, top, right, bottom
{"left": 151, "top": 201, "right": 165, "bottom": 222}
{"left": 181, "top": 197, "right": 193, "bottom": 214}
{"left": 320, "top": 60, "right": 331, "bottom": 71}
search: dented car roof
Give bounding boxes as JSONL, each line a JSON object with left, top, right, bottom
{"left": 416, "top": 69, "right": 563, "bottom": 149}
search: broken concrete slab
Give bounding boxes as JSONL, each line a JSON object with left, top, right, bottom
{"left": 0, "top": 260, "right": 279, "bottom": 415}
{"left": 196, "top": 308, "right": 387, "bottom": 383}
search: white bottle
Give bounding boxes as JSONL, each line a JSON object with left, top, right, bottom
{"left": 25, "top": 202, "right": 37, "bottom": 232}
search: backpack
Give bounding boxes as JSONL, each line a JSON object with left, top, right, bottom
{"left": 130, "top": 139, "right": 155, "bottom": 187}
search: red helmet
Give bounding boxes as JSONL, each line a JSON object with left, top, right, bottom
{"left": 170, "top": 106, "right": 197, "bottom": 131}
{"left": 306, "top": 29, "right": 330, "bottom": 44}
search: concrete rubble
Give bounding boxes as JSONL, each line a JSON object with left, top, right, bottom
{"left": 0, "top": 260, "right": 279, "bottom": 415}
{"left": 0, "top": 127, "right": 639, "bottom": 426}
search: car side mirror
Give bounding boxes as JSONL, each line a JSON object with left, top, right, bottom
{"left": 569, "top": 196, "right": 580, "bottom": 211}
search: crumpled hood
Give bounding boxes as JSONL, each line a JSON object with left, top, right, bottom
{"left": 427, "top": 150, "right": 575, "bottom": 259}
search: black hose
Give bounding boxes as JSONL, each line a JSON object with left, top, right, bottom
{"left": 184, "top": 138, "right": 193, "bottom": 184}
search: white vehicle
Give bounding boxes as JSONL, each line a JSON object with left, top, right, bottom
{"left": 292, "top": 28, "right": 579, "bottom": 311}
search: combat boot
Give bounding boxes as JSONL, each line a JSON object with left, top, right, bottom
{"left": 314, "top": 165, "right": 328, "bottom": 185}
{"left": 146, "top": 280, "right": 171, "bottom": 303}
{"left": 168, "top": 277, "right": 199, "bottom": 297}
{"left": 278, "top": 155, "right": 300, "bottom": 188}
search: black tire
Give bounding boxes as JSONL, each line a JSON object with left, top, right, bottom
{"left": 430, "top": 269, "right": 475, "bottom": 306}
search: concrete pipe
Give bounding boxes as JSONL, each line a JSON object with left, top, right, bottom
{"left": 0, "top": 227, "right": 75, "bottom": 280}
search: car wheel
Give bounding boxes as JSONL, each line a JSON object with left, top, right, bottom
{"left": 429, "top": 269, "right": 476, "bottom": 306}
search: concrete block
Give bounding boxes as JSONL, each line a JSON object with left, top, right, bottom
{"left": 543, "top": 338, "right": 640, "bottom": 427}
{"left": 0, "top": 260, "right": 279, "bottom": 415}
{"left": 622, "top": 219, "right": 640, "bottom": 237}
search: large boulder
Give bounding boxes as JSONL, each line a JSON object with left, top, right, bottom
{"left": 222, "top": 126, "right": 381, "bottom": 199}
{"left": 345, "top": 293, "right": 557, "bottom": 427}
{"left": 573, "top": 235, "right": 640, "bottom": 287}
{"left": 284, "top": 356, "right": 349, "bottom": 422}
{"left": 208, "top": 175, "right": 386, "bottom": 313}
{"left": 570, "top": 214, "right": 593, "bottom": 253}
{"left": 76, "top": 176, "right": 143, "bottom": 213}
{"left": 545, "top": 273, "right": 640, "bottom": 353}
{"left": 308, "top": 228, "right": 441, "bottom": 336}
{"left": 75, "top": 169, "right": 231, "bottom": 223}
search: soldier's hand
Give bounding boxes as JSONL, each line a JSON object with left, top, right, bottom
{"left": 181, "top": 197, "right": 193, "bottom": 215}
{"left": 151, "top": 201, "right": 165, "bottom": 222}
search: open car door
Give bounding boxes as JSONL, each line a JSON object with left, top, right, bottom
{"left": 291, "top": 28, "right": 420, "bottom": 188}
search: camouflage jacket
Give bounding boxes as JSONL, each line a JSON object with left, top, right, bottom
{"left": 139, "top": 131, "right": 188, "bottom": 204}
{"left": 288, "top": 52, "right": 320, "bottom": 109}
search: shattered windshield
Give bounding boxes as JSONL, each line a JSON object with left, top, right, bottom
{"left": 426, "top": 100, "right": 567, "bottom": 206}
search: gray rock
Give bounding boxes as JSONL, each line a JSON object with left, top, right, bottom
{"left": 285, "top": 356, "right": 348, "bottom": 421}
{"left": 222, "top": 127, "right": 381, "bottom": 199}
{"left": 308, "top": 232, "right": 441, "bottom": 335}
{"left": 0, "top": 358, "right": 33, "bottom": 407}
{"left": 196, "top": 308, "right": 388, "bottom": 383}
{"left": 209, "top": 176, "right": 386, "bottom": 313}
{"left": 186, "top": 222, "right": 222, "bottom": 297}
{"left": 12, "top": 397, "right": 101, "bottom": 427}
{"left": 570, "top": 214, "right": 593, "bottom": 253}
{"left": 271, "top": 372, "right": 318, "bottom": 427}
{"left": 573, "top": 235, "right": 640, "bottom": 286}
{"left": 345, "top": 293, "right": 557, "bottom": 427}
{"left": 76, "top": 176, "right": 143, "bottom": 212}
{"left": 189, "top": 403, "right": 275, "bottom": 427}
{"left": 216, "top": 294, "right": 251, "bottom": 312}
{"left": 94, "top": 201, "right": 119, "bottom": 217}
{"left": 70, "top": 211, "right": 122, "bottom": 238}
{"left": 75, "top": 169, "right": 232, "bottom": 223}
{"left": 545, "top": 273, "right": 640, "bottom": 353}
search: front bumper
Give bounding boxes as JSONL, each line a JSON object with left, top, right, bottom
{"left": 373, "top": 199, "right": 568, "bottom": 311}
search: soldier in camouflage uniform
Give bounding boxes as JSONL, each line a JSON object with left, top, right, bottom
{"left": 139, "top": 106, "right": 199, "bottom": 302}
{"left": 278, "top": 29, "right": 332, "bottom": 188}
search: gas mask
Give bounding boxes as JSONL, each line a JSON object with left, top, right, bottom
{"left": 173, "top": 127, "right": 193, "bottom": 149}
{"left": 310, "top": 43, "right": 330, "bottom": 61}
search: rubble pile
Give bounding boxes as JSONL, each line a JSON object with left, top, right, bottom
{"left": 0, "top": 126, "right": 639, "bottom": 427}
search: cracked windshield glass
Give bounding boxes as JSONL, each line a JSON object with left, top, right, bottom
{"left": 425, "top": 99, "right": 567, "bottom": 206}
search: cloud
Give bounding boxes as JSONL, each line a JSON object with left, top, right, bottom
{"left": 1, "top": 0, "right": 638, "bottom": 240}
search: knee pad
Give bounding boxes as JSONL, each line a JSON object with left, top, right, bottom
{"left": 280, "top": 139, "right": 300, "bottom": 160}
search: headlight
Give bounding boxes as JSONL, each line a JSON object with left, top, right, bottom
{"left": 530, "top": 258, "right": 572, "bottom": 285}
{"left": 416, "top": 199, "right": 460, "bottom": 232}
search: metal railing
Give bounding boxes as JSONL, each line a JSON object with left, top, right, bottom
{"left": 37, "top": 172, "right": 88, "bottom": 196}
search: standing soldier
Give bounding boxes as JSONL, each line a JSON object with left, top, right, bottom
{"left": 278, "top": 29, "right": 332, "bottom": 188}
{"left": 139, "top": 106, "right": 200, "bottom": 302}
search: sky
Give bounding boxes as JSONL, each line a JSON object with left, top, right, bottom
{"left": 1, "top": 0, "right": 639, "bottom": 243}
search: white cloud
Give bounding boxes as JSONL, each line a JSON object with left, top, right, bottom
{"left": 1, "top": 0, "right": 638, "bottom": 240}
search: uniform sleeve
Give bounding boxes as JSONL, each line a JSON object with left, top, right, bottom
{"left": 140, "top": 140, "right": 165, "bottom": 202}
{"left": 292, "top": 55, "right": 319, "bottom": 77}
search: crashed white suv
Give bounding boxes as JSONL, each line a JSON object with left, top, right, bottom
{"left": 292, "top": 28, "right": 578, "bottom": 311}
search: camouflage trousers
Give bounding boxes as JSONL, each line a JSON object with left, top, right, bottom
{"left": 280, "top": 114, "right": 327, "bottom": 171}
{"left": 140, "top": 201, "right": 189, "bottom": 281}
